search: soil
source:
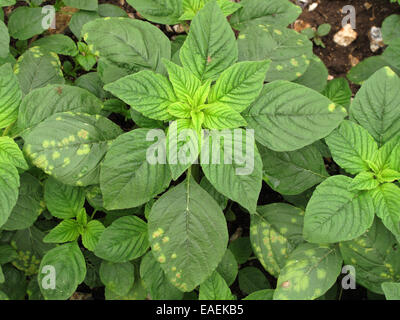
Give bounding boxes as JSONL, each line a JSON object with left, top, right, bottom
{"left": 290, "top": 0, "right": 400, "bottom": 92}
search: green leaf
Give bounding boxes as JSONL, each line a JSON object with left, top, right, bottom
{"left": 43, "top": 220, "right": 81, "bottom": 243}
{"left": 339, "top": 219, "right": 400, "bottom": 294}
{"left": 382, "top": 14, "right": 400, "bottom": 44}
{"left": 0, "top": 0, "right": 16, "bottom": 6}
{"left": 0, "top": 63, "right": 22, "bottom": 129}
{"left": 372, "top": 183, "right": 400, "bottom": 239}
{"left": 0, "top": 137, "right": 28, "bottom": 170}
{"left": 228, "top": 237, "right": 252, "bottom": 265}
{"left": 23, "top": 112, "right": 123, "bottom": 187}
{"left": 64, "top": 0, "right": 98, "bottom": 11}
{"left": 293, "top": 55, "right": 328, "bottom": 92}
{"left": 243, "top": 81, "right": 346, "bottom": 152}
{"left": 82, "top": 18, "right": 171, "bottom": 83}
{"left": 199, "top": 176, "right": 228, "bottom": 210}
{"left": 0, "top": 20, "right": 9, "bottom": 59}
{"left": 259, "top": 143, "right": 328, "bottom": 195}
{"left": 375, "top": 136, "right": 400, "bottom": 170}
{"left": 166, "top": 119, "right": 199, "bottom": 180}
{"left": 203, "top": 103, "right": 247, "bottom": 129}
{"left": 274, "top": 243, "right": 342, "bottom": 300}
{"left": 98, "top": 4, "right": 129, "bottom": 18}
{"left": 140, "top": 251, "right": 184, "bottom": 300}
{"left": 303, "top": 175, "right": 375, "bottom": 243}
{"left": 238, "top": 24, "right": 313, "bottom": 82}
{"left": 325, "top": 120, "right": 379, "bottom": 174}
{"left": 201, "top": 128, "right": 263, "bottom": 213}
{"left": 94, "top": 216, "right": 149, "bottom": 263}
{"left": 0, "top": 266, "right": 3, "bottom": 284}
{"left": 230, "top": 0, "right": 301, "bottom": 30}
{"left": 14, "top": 47, "right": 64, "bottom": 96}
{"left": 44, "top": 177, "right": 85, "bottom": 219}
{"left": 17, "top": 84, "right": 103, "bottom": 136}
{"left": 148, "top": 178, "right": 228, "bottom": 292}
{"left": 250, "top": 203, "right": 304, "bottom": 277}
{"left": 0, "top": 163, "right": 19, "bottom": 228}
{"left": 163, "top": 59, "right": 202, "bottom": 105}
{"left": 382, "top": 282, "right": 400, "bottom": 300}
{"left": 2, "top": 173, "right": 42, "bottom": 231}
{"left": 347, "top": 56, "right": 393, "bottom": 85}
{"left": 348, "top": 171, "right": 380, "bottom": 191}
{"left": 0, "top": 245, "right": 18, "bottom": 264}
{"left": 100, "top": 128, "right": 171, "bottom": 210}
{"left": 238, "top": 266, "right": 270, "bottom": 295}
{"left": 82, "top": 220, "right": 105, "bottom": 252}
{"left": 180, "top": 0, "right": 238, "bottom": 81}
{"left": 104, "top": 70, "right": 176, "bottom": 121}
{"left": 99, "top": 261, "right": 134, "bottom": 296}
{"left": 208, "top": 60, "right": 270, "bottom": 113}
{"left": 243, "top": 289, "right": 274, "bottom": 300}
{"left": 317, "top": 24, "right": 331, "bottom": 36}
{"left": 216, "top": 249, "right": 238, "bottom": 286}
{"left": 351, "top": 67, "right": 400, "bottom": 146}
{"left": 321, "top": 78, "right": 352, "bottom": 109}
{"left": 8, "top": 7, "right": 46, "bottom": 40}
{"left": 126, "top": 0, "right": 183, "bottom": 25}
{"left": 69, "top": 11, "right": 100, "bottom": 40}
{"left": 31, "top": 35, "right": 78, "bottom": 56}
{"left": 199, "top": 271, "right": 235, "bottom": 300}
{"left": 379, "top": 168, "right": 400, "bottom": 182}
{"left": 38, "top": 242, "right": 86, "bottom": 300}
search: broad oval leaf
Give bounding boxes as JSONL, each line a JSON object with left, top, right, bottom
{"left": 94, "top": 216, "right": 149, "bottom": 263}
{"left": 180, "top": 0, "right": 238, "bottom": 81}
{"left": 0, "top": 163, "right": 19, "bottom": 228}
{"left": 230, "top": 0, "right": 301, "bottom": 30}
{"left": 274, "top": 243, "right": 342, "bottom": 300}
{"left": 0, "top": 137, "right": 28, "bottom": 170}
{"left": 351, "top": 67, "right": 400, "bottom": 146}
{"left": 8, "top": 7, "right": 46, "bottom": 40}
{"left": 31, "top": 34, "right": 78, "bottom": 56}
{"left": 303, "top": 175, "right": 375, "bottom": 243}
{"left": 325, "top": 120, "right": 379, "bottom": 175}
{"left": 2, "top": 173, "right": 42, "bottom": 231}
{"left": 0, "top": 63, "right": 22, "bottom": 129}
{"left": 148, "top": 178, "right": 228, "bottom": 292}
{"left": 82, "top": 17, "right": 171, "bottom": 83}
{"left": 238, "top": 24, "right": 313, "bottom": 82}
{"left": 339, "top": 219, "right": 400, "bottom": 294}
{"left": 259, "top": 143, "right": 328, "bottom": 195}
{"left": 14, "top": 47, "right": 64, "bottom": 95}
{"left": 38, "top": 242, "right": 86, "bottom": 300}
{"left": 199, "top": 271, "right": 234, "bottom": 300}
{"left": 17, "top": 84, "right": 103, "bottom": 137}
{"left": 140, "top": 251, "right": 184, "bottom": 300}
{"left": 0, "top": 20, "right": 9, "bottom": 59}
{"left": 126, "top": 0, "right": 182, "bottom": 25}
{"left": 104, "top": 70, "right": 176, "bottom": 121}
{"left": 99, "top": 261, "right": 134, "bottom": 296}
{"left": 243, "top": 81, "right": 346, "bottom": 152}
{"left": 44, "top": 177, "right": 85, "bottom": 219}
{"left": 250, "top": 203, "right": 304, "bottom": 277}
{"left": 100, "top": 128, "right": 172, "bottom": 210}
{"left": 201, "top": 128, "right": 263, "bottom": 214}
{"left": 371, "top": 183, "right": 400, "bottom": 240}
{"left": 23, "top": 112, "right": 123, "bottom": 187}
{"left": 208, "top": 60, "right": 271, "bottom": 113}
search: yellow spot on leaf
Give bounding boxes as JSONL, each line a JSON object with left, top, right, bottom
{"left": 52, "top": 151, "right": 60, "bottom": 160}
{"left": 152, "top": 228, "right": 164, "bottom": 238}
{"left": 78, "top": 129, "right": 89, "bottom": 139}
{"left": 77, "top": 144, "right": 90, "bottom": 155}
{"left": 328, "top": 103, "right": 336, "bottom": 112}
{"left": 158, "top": 255, "right": 166, "bottom": 263}
{"left": 290, "top": 58, "right": 299, "bottom": 67}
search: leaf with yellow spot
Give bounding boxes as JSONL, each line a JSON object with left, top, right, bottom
{"left": 340, "top": 219, "right": 400, "bottom": 294}
{"left": 23, "top": 112, "right": 122, "bottom": 187}
{"left": 0, "top": 63, "right": 21, "bottom": 129}
{"left": 250, "top": 203, "right": 304, "bottom": 277}
{"left": 238, "top": 24, "right": 312, "bottom": 82}
{"left": 140, "top": 252, "right": 184, "bottom": 300}
{"left": 274, "top": 243, "right": 342, "bottom": 300}
{"left": 148, "top": 178, "right": 228, "bottom": 292}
